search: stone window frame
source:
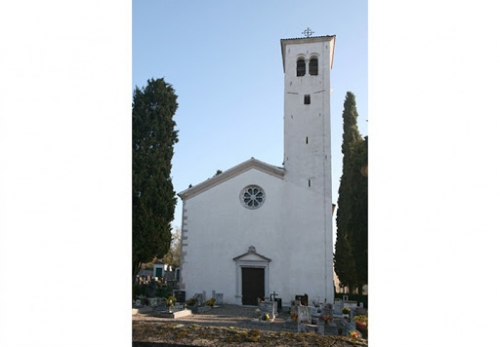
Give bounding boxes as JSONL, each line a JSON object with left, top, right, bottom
{"left": 240, "top": 185, "right": 266, "bottom": 209}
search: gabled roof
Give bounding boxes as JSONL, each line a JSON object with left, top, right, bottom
{"left": 178, "top": 157, "right": 285, "bottom": 200}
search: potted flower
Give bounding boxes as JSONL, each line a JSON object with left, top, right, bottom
{"left": 354, "top": 315, "right": 368, "bottom": 338}
{"left": 164, "top": 295, "right": 176, "bottom": 313}
{"left": 349, "top": 330, "right": 360, "bottom": 339}
{"left": 354, "top": 315, "right": 368, "bottom": 331}
{"left": 290, "top": 312, "right": 298, "bottom": 322}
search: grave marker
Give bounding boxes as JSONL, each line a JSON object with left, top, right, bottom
{"left": 258, "top": 301, "right": 277, "bottom": 321}
{"left": 297, "top": 305, "right": 311, "bottom": 323}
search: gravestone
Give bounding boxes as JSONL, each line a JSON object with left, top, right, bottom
{"left": 347, "top": 308, "right": 356, "bottom": 331}
{"left": 258, "top": 301, "right": 277, "bottom": 321}
{"left": 297, "top": 306, "right": 315, "bottom": 333}
{"left": 322, "top": 307, "right": 334, "bottom": 318}
{"left": 211, "top": 290, "right": 223, "bottom": 305}
{"left": 295, "top": 294, "right": 309, "bottom": 306}
{"left": 194, "top": 293, "right": 203, "bottom": 306}
{"left": 290, "top": 300, "right": 301, "bottom": 314}
{"left": 333, "top": 300, "right": 343, "bottom": 315}
{"left": 174, "top": 290, "right": 186, "bottom": 303}
{"left": 320, "top": 307, "right": 339, "bottom": 335}
{"left": 297, "top": 305, "right": 311, "bottom": 323}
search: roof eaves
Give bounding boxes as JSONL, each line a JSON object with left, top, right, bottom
{"left": 178, "top": 158, "right": 285, "bottom": 200}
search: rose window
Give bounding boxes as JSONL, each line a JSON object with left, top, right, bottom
{"left": 240, "top": 185, "right": 265, "bottom": 209}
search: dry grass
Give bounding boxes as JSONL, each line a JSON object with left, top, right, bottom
{"left": 133, "top": 321, "right": 367, "bottom": 346}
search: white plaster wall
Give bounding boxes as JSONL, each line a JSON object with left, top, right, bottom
{"left": 283, "top": 38, "right": 333, "bottom": 198}
{"left": 180, "top": 168, "right": 287, "bottom": 304}
{"left": 280, "top": 37, "right": 334, "bottom": 304}
{"left": 181, "top": 167, "right": 334, "bottom": 305}
{"left": 280, "top": 181, "right": 334, "bottom": 304}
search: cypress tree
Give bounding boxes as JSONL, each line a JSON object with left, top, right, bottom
{"left": 349, "top": 136, "right": 368, "bottom": 292}
{"left": 132, "top": 78, "right": 179, "bottom": 281}
{"left": 334, "top": 91, "right": 366, "bottom": 292}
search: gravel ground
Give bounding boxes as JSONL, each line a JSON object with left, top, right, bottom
{"left": 133, "top": 304, "right": 291, "bottom": 332}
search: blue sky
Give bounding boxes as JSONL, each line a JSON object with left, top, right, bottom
{"left": 133, "top": 0, "right": 368, "bottom": 229}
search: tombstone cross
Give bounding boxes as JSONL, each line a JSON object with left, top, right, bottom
{"left": 270, "top": 291, "right": 278, "bottom": 301}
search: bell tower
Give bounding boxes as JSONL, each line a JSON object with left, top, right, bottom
{"left": 280, "top": 33, "right": 335, "bottom": 195}
{"left": 280, "top": 32, "right": 336, "bottom": 302}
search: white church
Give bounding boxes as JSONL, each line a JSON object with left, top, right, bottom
{"left": 178, "top": 34, "right": 337, "bottom": 306}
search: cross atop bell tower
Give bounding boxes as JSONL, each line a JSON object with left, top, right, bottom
{"left": 301, "top": 27, "right": 315, "bottom": 37}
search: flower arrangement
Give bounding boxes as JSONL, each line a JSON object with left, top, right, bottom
{"left": 165, "top": 295, "right": 176, "bottom": 307}
{"left": 206, "top": 298, "right": 217, "bottom": 307}
{"left": 290, "top": 312, "right": 298, "bottom": 322}
{"left": 349, "top": 330, "right": 360, "bottom": 339}
{"left": 262, "top": 313, "right": 270, "bottom": 321}
{"left": 354, "top": 315, "right": 368, "bottom": 332}
{"left": 354, "top": 315, "right": 368, "bottom": 325}
{"left": 342, "top": 307, "right": 351, "bottom": 314}
{"left": 319, "top": 314, "right": 333, "bottom": 324}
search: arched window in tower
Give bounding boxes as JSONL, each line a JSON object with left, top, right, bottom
{"left": 296, "top": 58, "right": 306, "bottom": 77}
{"left": 309, "top": 57, "right": 318, "bottom": 75}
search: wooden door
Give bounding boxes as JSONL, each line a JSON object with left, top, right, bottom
{"left": 241, "top": 267, "right": 264, "bottom": 306}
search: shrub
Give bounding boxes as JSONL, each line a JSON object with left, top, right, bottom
{"left": 133, "top": 284, "right": 147, "bottom": 298}
{"left": 186, "top": 297, "right": 198, "bottom": 306}
{"left": 206, "top": 298, "right": 217, "bottom": 307}
{"left": 155, "top": 286, "right": 170, "bottom": 298}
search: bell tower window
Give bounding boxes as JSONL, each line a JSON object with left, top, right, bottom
{"left": 309, "top": 58, "right": 318, "bottom": 75}
{"left": 296, "top": 58, "right": 306, "bottom": 77}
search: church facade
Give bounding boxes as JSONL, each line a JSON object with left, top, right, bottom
{"left": 178, "top": 35, "right": 336, "bottom": 306}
